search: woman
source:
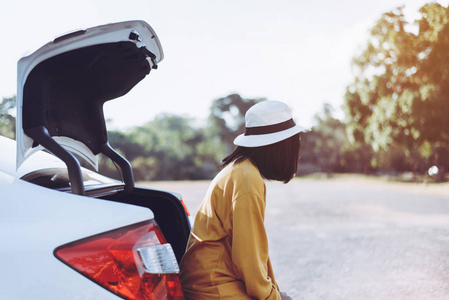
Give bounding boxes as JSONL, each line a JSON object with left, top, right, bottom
{"left": 180, "top": 100, "right": 306, "bottom": 299}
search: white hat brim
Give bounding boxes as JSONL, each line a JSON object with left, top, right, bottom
{"left": 233, "top": 124, "right": 308, "bottom": 147}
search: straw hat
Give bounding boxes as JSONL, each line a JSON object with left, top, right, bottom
{"left": 233, "top": 100, "right": 307, "bottom": 147}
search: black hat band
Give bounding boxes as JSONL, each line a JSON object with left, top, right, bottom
{"left": 245, "top": 119, "right": 296, "bottom": 136}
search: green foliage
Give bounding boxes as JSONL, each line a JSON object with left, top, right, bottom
{"left": 344, "top": 2, "right": 449, "bottom": 180}
{"left": 0, "top": 96, "right": 16, "bottom": 139}
{"left": 300, "top": 103, "right": 369, "bottom": 175}
{"left": 208, "top": 94, "right": 263, "bottom": 154}
{"left": 100, "top": 114, "right": 221, "bottom": 181}
{"left": 312, "top": 105, "right": 350, "bottom": 172}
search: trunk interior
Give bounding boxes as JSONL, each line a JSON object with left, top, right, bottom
{"left": 101, "top": 187, "right": 191, "bottom": 263}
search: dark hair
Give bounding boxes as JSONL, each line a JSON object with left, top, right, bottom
{"left": 222, "top": 133, "right": 301, "bottom": 183}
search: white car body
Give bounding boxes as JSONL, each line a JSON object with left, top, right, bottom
{"left": 1, "top": 21, "right": 190, "bottom": 299}
{"left": 0, "top": 164, "right": 152, "bottom": 299}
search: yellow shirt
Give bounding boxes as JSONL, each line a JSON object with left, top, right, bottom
{"left": 179, "top": 159, "right": 281, "bottom": 300}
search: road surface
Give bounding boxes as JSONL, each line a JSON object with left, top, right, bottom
{"left": 142, "top": 176, "right": 449, "bottom": 300}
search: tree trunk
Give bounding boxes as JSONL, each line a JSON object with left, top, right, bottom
{"left": 437, "top": 165, "right": 446, "bottom": 182}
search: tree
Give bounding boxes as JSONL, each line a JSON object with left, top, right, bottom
{"left": 344, "top": 3, "right": 449, "bottom": 180}
{"left": 98, "top": 130, "right": 147, "bottom": 180}
{"left": 104, "top": 114, "right": 219, "bottom": 181}
{"left": 302, "top": 104, "right": 359, "bottom": 174}
{"left": 0, "top": 96, "right": 16, "bottom": 139}
{"left": 130, "top": 114, "right": 203, "bottom": 180}
{"left": 416, "top": 3, "right": 449, "bottom": 180}
{"left": 208, "top": 94, "right": 263, "bottom": 155}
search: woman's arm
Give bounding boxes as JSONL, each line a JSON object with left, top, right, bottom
{"left": 231, "top": 193, "right": 282, "bottom": 300}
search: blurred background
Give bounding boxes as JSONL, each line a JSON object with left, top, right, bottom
{"left": 1, "top": 1, "right": 449, "bottom": 183}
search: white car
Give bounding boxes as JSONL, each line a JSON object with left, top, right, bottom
{"left": 0, "top": 21, "right": 190, "bottom": 299}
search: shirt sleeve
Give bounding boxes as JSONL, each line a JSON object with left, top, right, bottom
{"left": 231, "top": 193, "right": 282, "bottom": 300}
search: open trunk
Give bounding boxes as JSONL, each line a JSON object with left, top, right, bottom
{"left": 101, "top": 187, "right": 191, "bottom": 264}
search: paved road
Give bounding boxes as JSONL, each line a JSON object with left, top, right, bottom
{"left": 145, "top": 177, "right": 449, "bottom": 300}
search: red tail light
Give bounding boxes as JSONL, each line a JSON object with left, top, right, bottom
{"left": 179, "top": 200, "right": 190, "bottom": 217}
{"left": 54, "top": 220, "right": 184, "bottom": 300}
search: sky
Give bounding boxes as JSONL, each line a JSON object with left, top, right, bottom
{"left": 1, "top": 0, "right": 447, "bottom": 131}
